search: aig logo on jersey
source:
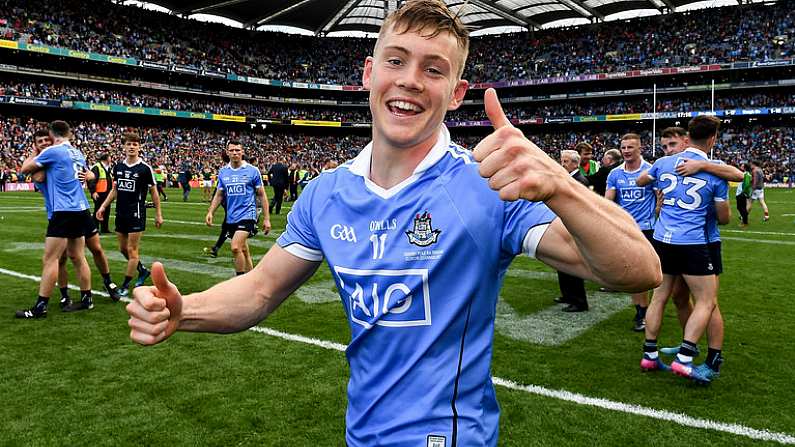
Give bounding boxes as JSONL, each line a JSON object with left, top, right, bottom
{"left": 226, "top": 183, "right": 246, "bottom": 196}
{"left": 117, "top": 179, "right": 136, "bottom": 192}
{"left": 620, "top": 187, "right": 645, "bottom": 202}
{"left": 334, "top": 266, "right": 431, "bottom": 329}
{"left": 330, "top": 224, "right": 357, "bottom": 243}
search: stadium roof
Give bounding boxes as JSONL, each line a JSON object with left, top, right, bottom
{"left": 133, "top": 0, "right": 775, "bottom": 34}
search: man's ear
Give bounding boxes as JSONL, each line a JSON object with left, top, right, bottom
{"left": 363, "top": 56, "right": 374, "bottom": 90}
{"left": 447, "top": 79, "right": 469, "bottom": 111}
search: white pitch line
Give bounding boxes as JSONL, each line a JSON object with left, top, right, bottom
{"left": 1, "top": 266, "right": 793, "bottom": 445}
{"left": 723, "top": 237, "right": 795, "bottom": 246}
{"left": 723, "top": 229, "right": 795, "bottom": 237}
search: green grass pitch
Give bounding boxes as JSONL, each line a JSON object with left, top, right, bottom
{"left": 1, "top": 188, "right": 793, "bottom": 446}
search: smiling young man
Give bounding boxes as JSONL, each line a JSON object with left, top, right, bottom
{"left": 126, "top": 2, "right": 660, "bottom": 445}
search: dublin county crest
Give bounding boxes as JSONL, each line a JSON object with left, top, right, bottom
{"left": 405, "top": 211, "right": 441, "bottom": 247}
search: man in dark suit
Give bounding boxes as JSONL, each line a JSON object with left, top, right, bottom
{"left": 268, "top": 159, "right": 289, "bottom": 215}
{"left": 87, "top": 152, "right": 113, "bottom": 233}
{"left": 555, "top": 150, "right": 589, "bottom": 312}
{"left": 587, "top": 149, "right": 622, "bottom": 196}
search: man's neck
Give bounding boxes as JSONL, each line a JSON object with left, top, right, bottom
{"left": 625, "top": 158, "right": 642, "bottom": 171}
{"left": 51, "top": 137, "right": 68, "bottom": 146}
{"left": 687, "top": 143, "right": 710, "bottom": 156}
{"left": 125, "top": 156, "right": 140, "bottom": 165}
{"left": 369, "top": 130, "right": 438, "bottom": 190}
{"left": 230, "top": 160, "right": 243, "bottom": 169}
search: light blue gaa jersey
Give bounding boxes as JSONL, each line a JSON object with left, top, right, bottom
{"left": 34, "top": 142, "right": 89, "bottom": 213}
{"left": 646, "top": 148, "right": 728, "bottom": 245}
{"left": 606, "top": 160, "right": 656, "bottom": 230}
{"left": 216, "top": 162, "right": 262, "bottom": 224}
{"left": 277, "top": 127, "right": 557, "bottom": 447}
{"left": 705, "top": 160, "right": 729, "bottom": 243}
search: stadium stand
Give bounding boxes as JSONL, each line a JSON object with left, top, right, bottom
{"left": 0, "top": 0, "right": 791, "bottom": 84}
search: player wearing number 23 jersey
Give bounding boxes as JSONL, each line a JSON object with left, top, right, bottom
{"left": 277, "top": 127, "right": 556, "bottom": 447}
{"left": 646, "top": 148, "right": 728, "bottom": 246}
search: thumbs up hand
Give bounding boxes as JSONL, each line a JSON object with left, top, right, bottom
{"left": 127, "top": 262, "right": 183, "bottom": 345}
{"left": 472, "top": 88, "right": 569, "bottom": 202}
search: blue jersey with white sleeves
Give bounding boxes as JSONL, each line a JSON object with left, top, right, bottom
{"left": 216, "top": 162, "right": 262, "bottom": 224}
{"left": 646, "top": 148, "right": 728, "bottom": 245}
{"left": 277, "top": 127, "right": 557, "bottom": 447}
{"left": 34, "top": 142, "right": 89, "bottom": 213}
{"left": 606, "top": 160, "right": 656, "bottom": 230}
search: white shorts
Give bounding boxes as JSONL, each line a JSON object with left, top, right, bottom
{"left": 202, "top": 180, "right": 213, "bottom": 188}
{"left": 750, "top": 189, "right": 765, "bottom": 200}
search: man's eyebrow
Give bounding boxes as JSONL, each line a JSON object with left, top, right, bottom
{"left": 382, "top": 45, "right": 451, "bottom": 65}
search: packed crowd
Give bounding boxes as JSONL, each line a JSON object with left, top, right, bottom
{"left": 0, "top": 80, "right": 369, "bottom": 121}
{"left": 0, "top": 116, "right": 366, "bottom": 182}
{"left": 2, "top": 79, "right": 793, "bottom": 122}
{"left": 1, "top": 116, "right": 791, "bottom": 184}
{"left": 1, "top": 0, "right": 792, "bottom": 85}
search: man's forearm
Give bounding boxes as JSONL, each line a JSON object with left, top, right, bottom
{"left": 178, "top": 246, "right": 318, "bottom": 333}
{"left": 101, "top": 189, "right": 116, "bottom": 208}
{"left": 545, "top": 179, "right": 660, "bottom": 291}
{"left": 179, "top": 273, "right": 272, "bottom": 333}
{"left": 702, "top": 163, "right": 743, "bottom": 182}
{"left": 207, "top": 190, "right": 223, "bottom": 215}
{"left": 259, "top": 189, "right": 270, "bottom": 221}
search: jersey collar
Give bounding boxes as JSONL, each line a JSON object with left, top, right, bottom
{"left": 620, "top": 158, "right": 647, "bottom": 174}
{"left": 684, "top": 147, "right": 709, "bottom": 159}
{"left": 226, "top": 161, "right": 248, "bottom": 170}
{"left": 348, "top": 126, "right": 451, "bottom": 199}
{"left": 123, "top": 158, "right": 142, "bottom": 168}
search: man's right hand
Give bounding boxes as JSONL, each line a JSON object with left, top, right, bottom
{"left": 205, "top": 212, "right": 213, "bottom": 227}
{"left": 127, "top": 262, "right": 183, "bottom": 346}
{"left": 96, "top": 206, "right": 105, "bottom": 221}
{"left": 92, "top": 192, "right": 99, "bottom": 200}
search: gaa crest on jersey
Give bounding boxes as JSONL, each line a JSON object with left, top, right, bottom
{"left": 405, "top": 211, "right": 441, "bottom": 247}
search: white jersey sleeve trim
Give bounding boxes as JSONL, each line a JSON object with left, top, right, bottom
{"left": 522, "top": 223, "right": 551, "bottom": 259}
{"left": 282, "top": 243, "right": 324, "bottom": 262}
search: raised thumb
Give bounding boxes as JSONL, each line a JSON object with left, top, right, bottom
{"left": 484, "top": 88, "right": 511, "bottom": 130}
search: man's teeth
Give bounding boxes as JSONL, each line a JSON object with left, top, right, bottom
{"left": 389, "top": 100, "right": 422, "bottom": 112}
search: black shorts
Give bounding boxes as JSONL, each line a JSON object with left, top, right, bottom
{"left": 642, "top": 229, "right": 654, "bottom": 244}
{"left": 228, "top": 219, "right": 257, "bottom": 238}
{"left": 83, "top": 215, "right": 99, "bottom": 239}
{"left": 115, "top": 214, "right": 146, "bottom": 234}
{"left": 708, "top": 241, "right": 723, "bottom": 275}
{"left": 47, "top": 210, "right": 93, "bottom": 239}
{"left": 652, "top": 240, "right": 717, "bottom": 276}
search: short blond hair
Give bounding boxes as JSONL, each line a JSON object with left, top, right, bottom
{"left": 376, "top": 0, "right": 470, "bottom": 78}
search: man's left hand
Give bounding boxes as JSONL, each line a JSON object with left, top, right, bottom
{"left": 675, "top": 159, "right": 705, "bottom": 177}
{"left": 472, "top": 88, "right": 570, "bottom": 202}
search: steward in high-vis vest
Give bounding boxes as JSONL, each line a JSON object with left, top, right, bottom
{"left": 88, "top": 152, "right": 113, "bottom": 233}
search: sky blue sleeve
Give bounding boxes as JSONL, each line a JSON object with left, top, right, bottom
{"left": 277, "top": 179, "right": 322, "bottom": 253}
{"left": 216, "top": 170, "right": 225, "bottom": 191}
{"left": 34, "top": 147, "right": 57, "bottom": 167}
{"left": 646, "top": 159, "right": 661, "bottom": 180}
{"left": 501, "top": 200, "right": 557, "bottom": 256}
{"left": 252, "top": 167, "right": 263, "bottom": 187}
{"left": 714, "top": 177, "right": 729, "bottom": 201}
{"left": 606, "top": 169, "right": 618, "bottom": 191}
